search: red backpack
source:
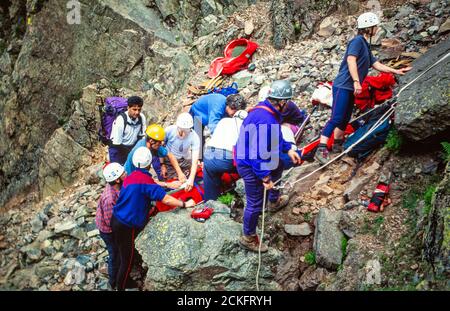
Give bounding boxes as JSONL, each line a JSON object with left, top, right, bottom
{"left": 355, "top": 73, "right": 396, "bottom": 112}
{"left": 208, "top": 38, "right": 259, "bottom": 78}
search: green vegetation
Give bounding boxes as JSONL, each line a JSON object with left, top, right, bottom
{"left": 303, "top": 212, "right": 312, "bottom": 222}
{"left": 441, "top": 141, "right": 450, "bottom": 162}
{"left": 341, "top": 236, "right": 348, "bottom": 261}
{"left": 423, "top": 185, "right": 436, "bottom": 216}
{"left": 385, "top": 127, "right": 403, "bottom": 153}
{"left": 304, "top": 251, "right": 316, "bottom": 265}
{"left": 217, "top": 192, "right": 235, "bottom": 206}
{"left": 362, "top": 215, "right": 385, "bottom": 236}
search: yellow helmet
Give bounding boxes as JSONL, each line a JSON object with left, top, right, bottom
{"left": 145, "top": 124, "right": 165, "bottom": 141}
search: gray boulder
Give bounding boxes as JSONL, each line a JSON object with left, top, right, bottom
{"left": 135, "top": 205, "right": 282, "bottom": 291}
{"left": 395, "top": 37, "right": 450, "bottom": 141}
{"left": 313, "top": 208, "right": 343, "bottom": 270}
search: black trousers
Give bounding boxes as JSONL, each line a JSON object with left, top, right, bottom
{"left": 111, "top": 215, "right": 136, "bottom": 290}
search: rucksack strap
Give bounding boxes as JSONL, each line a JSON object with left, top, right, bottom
{"left": 119, "top": 112, "right": 143, "bottom": 138}
{"left": 249, "top": 105, "right": 280, "bottom": 123}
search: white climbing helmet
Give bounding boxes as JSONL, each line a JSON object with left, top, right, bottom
{"left": 176, "top": 112, "right": 194, "bottom": 129}
{"left": 132, "top": 147, "right": 152, "bottom": 169}
{"left": 357, "top": 12, "right": 380, "bottom": 29}
{"left": 258, "top": 85, "right": 271, "bottom": 102}
{"left": 234, "top": 110, "right": 248, "bottom": 120}
{"left": 103, "top": 162, "right": 124, "bottom": 183}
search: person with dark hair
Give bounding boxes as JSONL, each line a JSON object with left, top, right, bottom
{"left": 96, "top": 163, "right": 126, "bottom": 290}
{"left": 109, "top": 96, "right": 146, "bottom": 165}
{"left": 314, "top": 12, "right": 411, "bottom": 164}
{"left": 189, "top": 93, "right": 247, "bottom": 152}
{"left": 235, "top": 80, "right": 301, "bottom": 253}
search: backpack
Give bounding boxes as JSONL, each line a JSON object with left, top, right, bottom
{"left": 354, "top": 73, "right": 396, "bottom": 112}
{"left": 343, "top": 105, "right": 392, "bottom": 160}
{"left": 98, "top": 97, "right": 143, "bottom": 145}
{"left": 311, "top": 82, "right": 333, "bottom": 107}
{"left": 209, "top": 82, "right": 239, "bottom": 97}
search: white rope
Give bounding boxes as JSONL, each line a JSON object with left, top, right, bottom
{"left": 256, "top": 187, "right": 267, "bottom": 291}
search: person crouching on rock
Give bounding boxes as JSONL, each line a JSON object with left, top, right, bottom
{"left": 235, "top": 80, "right": 301, "bottom": 253}
{"left": 96, "top": 162, "right": 126, "bottom": 290}
{"left": 111, "top": 147, "right": 195, "bottom": 290}
{"left": 314, "top": 12, "right": 411, "bottom": 164}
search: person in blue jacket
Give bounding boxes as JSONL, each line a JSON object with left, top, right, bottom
{"left": 314, "top": 12, "right": 411, "bottom": 164}
{"left": 189, "top": 93, "right": 247, "bottom": 151}
{"left": 112, "top": 147, "right": 195, "bottom": 290}
{"left": 235, "top": 80, "right": 301, "bottom": 253}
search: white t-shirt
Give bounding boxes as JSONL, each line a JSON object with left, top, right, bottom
{"left": 281, "top": 124, "right": 296, "bottom": 145}
{"left": 110, "top": 111, "right": 146, "bottom": 146}
{"left": 206, "top": 117, "right": 243, "bottom": 152}
{"left": 164, "top": 125, "right": 200, "bottom": 159}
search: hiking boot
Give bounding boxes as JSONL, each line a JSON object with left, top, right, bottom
{"left": 267, "top": 195, "right": 289, "bottom": 213}
{"left": 332, "top": 139, "right": 344, "bottom": 154}
{"left": 239, "top": 234, "right": 268, "bottom": 253}
{"left": 314, "top": 144, "right": 330, "bottom": 165}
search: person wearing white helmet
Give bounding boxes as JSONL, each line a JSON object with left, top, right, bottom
{"left": 314, "top": 12, "right": 412, "bottom": 165}
{"left": 203, "top": 110, "right": 248, "bottom": 201}
{"left": 111, "top": 147, "right": 195, "bottom": 290}
{"left": 95, "top": 162, "right": 126, "bottom": 290}
{"left": 163, "top": 112, "right": 201, "bottom": 191}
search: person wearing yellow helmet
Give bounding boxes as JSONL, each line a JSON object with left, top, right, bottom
{"left": 124, "top": 124, "right": 186, "bottom": 184}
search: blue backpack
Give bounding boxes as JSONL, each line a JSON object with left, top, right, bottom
{"left": 209, "top": 82, "right": 239, "bottom": 97}
{"left": 344, "top": 107, "right": 392, "bottom": 160}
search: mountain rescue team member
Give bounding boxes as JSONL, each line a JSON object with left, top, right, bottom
{"left": 314, "top": 12, "right": 411, "bottom": 164}
{"left": 95, "top": 163, "right": 126, "bottom": 290}
{"left": 235, "top": 80, "right": 301, "bottom": 253}
{"left": 109, "top": 96, "right": 147, "bottom": 165}
{"left": 124, "top": 124, "right": 185, "bottom": 183}
{"left": 189, "top": 93, "right": 247, "bottom": 150}
{"left": 203, "top": 110, "right": 248, "bottom": 201}
{"left": 163, "top": 113, "right": 200, "bottom": 192}
{"left": 111, "top": 147, "right": 195, "bottom": 290}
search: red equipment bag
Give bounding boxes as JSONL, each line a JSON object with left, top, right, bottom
{"left": 355, "top": 73, "right": 396, "bottom": 112}
{"left": 191, "top": 205, "right": 214, "bottom": 221}
{"left": 208, "top": 38, "right": 259, "bottom": 78}
{"left": 367, "top": 182, "right": 390, "bottom": 213}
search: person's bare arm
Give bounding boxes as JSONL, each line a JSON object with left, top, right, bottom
{"left": 167, "top": 152, "right": 187, "bottom": 182}
{"left": 161, "top": 195, "right": 195, "bottom": 208}
{"left": 372, "top": 61, "right": 412, "bottom": 75}
{"left": 347, "top": 55, "right": 362, "bottom": 96}
{"left": 185, "top": 150, "right": 200, "bottom": 192}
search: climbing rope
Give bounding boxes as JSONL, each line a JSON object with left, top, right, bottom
{"left": 254, "top": 51, "right": 450, "bottom": 290}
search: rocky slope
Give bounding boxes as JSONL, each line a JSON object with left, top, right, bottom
{"left": 0, "top": 0, "right": 449, "bottom": 291}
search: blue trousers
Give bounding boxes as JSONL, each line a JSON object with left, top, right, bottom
{"left": 151, "top": 153, "right": 163, "bottom": 180}
{"left": 109, "top": 145, "right": 133, "bottom": 165}
{"left": 322, "top": 87, "right": 355, "bottom": 138}
{"left": 203, "top": 147, "right": 236, "bottom": 201}
{"left": 99, "top": 231, "right": 119, "bottom": 289}
{"left": 237, "top": 163, "right": 283, "bottom": 236}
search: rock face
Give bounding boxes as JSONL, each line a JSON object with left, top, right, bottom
{"left": 0, "top": 0, "right": 254, "bottom": 207}
{"left": 135, "top": 203, "right": 282, "bottom": 291}
{"left": 395, "top": 37, "right": 450, "bottom": 141}
{"left": 423, "top": 161, "right": 450, "bottom": 277}
{"left": 313, "top": 208, "right": 343, "bottom": 270}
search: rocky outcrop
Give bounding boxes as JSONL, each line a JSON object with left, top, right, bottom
{"left": 135, "top": 201, "right": 282, "bottom": 291}
{"left": 313, "top": 208, "right": 343, "bottom": 270}
{"left": 423, "top": 161, "right": 450, "bottom": 278}
{"left": 395, "top": 37, "right": 450, "bottom": 142}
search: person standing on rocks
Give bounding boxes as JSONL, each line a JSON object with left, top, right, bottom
{"left": 111, "top": 147, "right": 195, "bottom": 290}
{"left": 189, "top": 93, "right": 247, "bottom": 152}
{"left": 96, "top": 162, "right": 126, "bottom": 290}
{"left": 203, "top": 110, "right": 248, "bottom": 201}
{"left": 314, "top": 12, "right": 412, "bottom": 164}
{"left": 235, "top": 80, "right": 301, "bottom": 253}
{"left": 109, "top": 96, "right": 147, "bottom": 165}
